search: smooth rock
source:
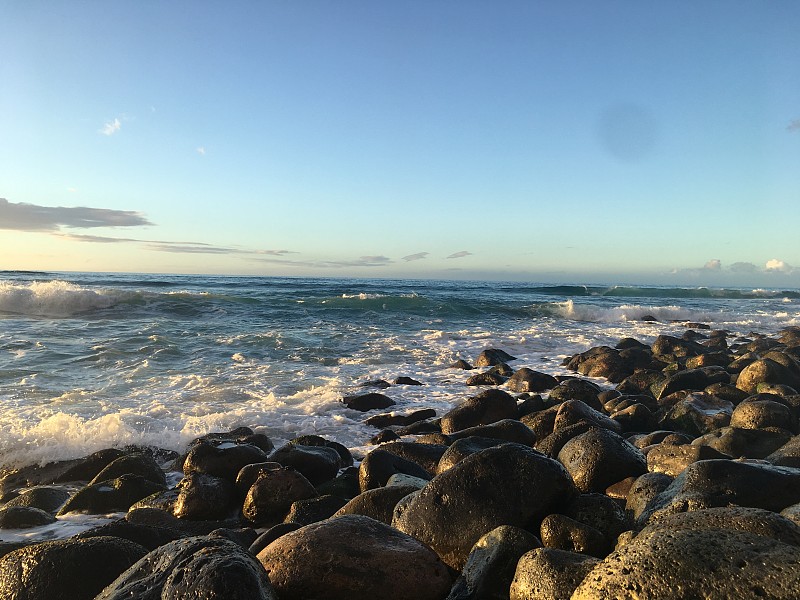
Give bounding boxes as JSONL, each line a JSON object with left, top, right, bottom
{"left": 89, "top": 453, "right": 167, "bottom": 486}
{"left": 173, "top": 472, "right": 236, "bottom": 520}
{"left": 242, "top": 467, "right": 317, "bottom": 526}
{"left": 341, "top": 392, "right": 395, "bottom": 412}
{"left": 540, "top": 514, "right": 609, "bottom": 557}
{"left": 334, "top": 485, "right": 419, "bottom": 524}
{"left": 506, "top": 368, "right": 558, "bottom": 393}
{"left": 557, "top": 428, "right": 647, "bottom": 493}
{"left": 58, "top": 474, "right": 165, "bottom": 516}
{"left": 441, "top": 389, "right": 517, "bottom": 434}
{"left": 270, "top": 443, "right": 341, "bottom": 485}
{"left": 358, "top": 449, "right": 432, "bottom": 491}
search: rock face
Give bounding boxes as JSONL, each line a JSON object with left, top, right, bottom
{"left": 557, "top": 429, "right": 647, "bottom": 493}
{"left": 96, "top": 536, "right": 276, "bottom": 600}
{"left": 0, "top": 536, "right": 147, "bottom": 600}
{"left": 393, "top": 443, "right": 577, "bottom": 570}
{"left": 510, "top": 548, "right": 599, "bottom": 600}
{"left": 571, "top": 527, "right": 800, "bottom": 599}
{"left": 257, "top": 515, "right": 452, "bottom": 600}
{"left": 737, "top": 358, "right": 800, "bottom": 394}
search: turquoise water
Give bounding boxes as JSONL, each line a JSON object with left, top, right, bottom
{"left": 1, "top": 272, "right": 798, "bottom": 469}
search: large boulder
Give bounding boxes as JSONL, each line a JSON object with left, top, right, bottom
{"left": 257, "top": 515, "right": 452, "bottom": 600}
{"left": 183, "top": 442, "right": 271, "bottom": 482}
{"left": 658, "top": 392, "right": 733, "bottom": 436}
{"left": 510, "top": 548, "right": 599, "bottom": 600}
{"left": 440, "top": 389, "right": 517, "bottom": 434}
{"left": 0, "top": 536, "right": 147, "bottom": 600}
{"left": 737, "top": 358, "right": 800, "bottom": 395}
{"left": 96, "top": 536, "right": 276, "bottom": 600}
{"left": 506, "top": 368, "right": 558, "bottom": 393}
{"left": 334, "top": 485, "right": 419, "bottom": 524}
{"left": 58, "top": 475, "right": 166, "bottom": 516}
{"left": 393, "top": 443, "right": 577, "bottom": 570}
{"left": 89, "top": 453, "right": 167, "bottom": 486}
{"left": 173, "top": 473, "right": 236, "bottom": 520}
{"left": 243, "top": 467, "right": 318, "bottom": 526}
{"left": 269, "top": 443, "right": 341, "bottom": 485}
{"left": 571, "top": 527, "right": 800, "bottom": 599}
{"left": 557, "top": 429, "right": 647, "bottom": 493}
{"left": 358, "top": 449, "right": 432, "bottom": 491}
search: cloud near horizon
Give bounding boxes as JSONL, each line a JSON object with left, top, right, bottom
{"left": 765, "top": 259, "right": 796, "bottom": 274}
{"left": 673, "top": 258, "right": 798, "bottom": 278}
{"left": 256, "top": 255, "right": 393, "bottom": 269}
{"left": 0, "top": 198, "right": 152, "bottom": 231}
{"left": 447, "top": 251, "right": 473, "bottom": 259}
{"left": 402, "top": 252, "right": 429, "bottom": 262}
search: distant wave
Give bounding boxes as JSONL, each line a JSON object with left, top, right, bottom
{"left": 520, "top": 285, "right": 800, "bottom": 300}
{"left": 532, "top": 299, "right": 720, "bottom": 323}
{"left": 0, "top": 280, "right": 118, "bottom": 317}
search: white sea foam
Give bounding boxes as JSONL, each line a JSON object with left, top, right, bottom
{"left": 553, "top": 299, "right": 721, "bottom": 324}
{"left": 0, "top": 280, "right": 117, "bottom": 317}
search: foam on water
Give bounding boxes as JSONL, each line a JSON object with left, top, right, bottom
{"left": 0, "top": 280, "right": 118, "bottom": 317}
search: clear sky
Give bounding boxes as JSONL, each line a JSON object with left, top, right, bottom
{"left": 2, "top": 1, "right": 799, "bottom": 286}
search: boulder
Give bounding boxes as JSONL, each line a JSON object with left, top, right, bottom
{"left": 625, "top": 472, "right": 674, "bottom": 521}
{"left": 506, "top": 368, "right": 558, "bottom": 393}
{"left": 341, "top": 392, "right": 395, "bottom": 412}
{"left": 270, "top": 443, "right": 341, "bottom": 485}
{"left": 183, "top": 442, "right": 271, "bottom": 482}
{"left": 242, "top": 467, "right": 318, "bottom": 526}
{"left": 692, "top": 426, "right": 792, "bottom": 459}
{"left": 290, "top": 434, "right": 354, "bottom": 467}
{"left": 465, "top": 371, "right": 508, "bottom": 386}
{"left": 358, "top": 449, "right": 432, "bottom": 491}
{"left": 447, "top": 419, "right": 537, "bottom": 446}
{"left": 393, "top": 443, "right": 577, "bottom": 570}
{"left": 658, "top": 392, "right": 733, "bottom": 436}
{"left": 96, "top": 536, "right": 276, "bottom": 600}
{"left": 0, "top": 536, "right": 147, "bottom": 600}
{"left": 767, "top": 435, "right": 800, "bottom": 468}
{"left": 1, "top": 486, "right": 70, "bottom": 513}
{"left": 563, "top": 493, "right": 631, "bottom": 542}
{"left": 539, "top": 514, "right": 610, "bottom": 558}
{"left": 553, "top": 399, "right": 621, "bottom": 433}
{"left": 58, "top": 475, "right": 165, "bottom": 516}
{"left": 557, "top": 429, "right": 647, "bottom": 493}
{"left": 89, "top": 453, "right": 167, "bottom": 486}
{"left": 173, "top": 473, "right": 236, "bottom": 520}
{"left": 283, "top": 494, "right": 348, "bottom": 525}
{"left": 74, "top": 519, "right": 186, "bottom": 551}
{"left": 440, "top": 389, "right": 518, "bottom": 434}
{"left": 377, "top": 441, "right": 448, "bottom": 476}
{"left": 475, "top": 349, "right": 517, "bottom": 367}
{"left": 334, "top": 485, "right": 419, "bottom": 524}
{"left": 651, "top": 334, "right": 706, "bottom": 357}
{"left": 365, "top": 409, "right": 437, "bottom": 428}
{"left": 0, "top": 506, "right": 56, "bottom": 528}
{"left": 546, "top": 379, "right": 603, "bottom": 409}
{"left": 737, "top": 358, "right": 800, "bottom": 394}
{"left": 436, "top": 437, "right": 505, "bottom": 474}
{"left": 653, "top": 367, "right": 728, "bottom": 399}
{"left": 730, "top": 398, "right": 795, "bottom": 431}
{"left": 258, "top": 515, "right": 452, "bottom": 600}
{"left": 646, "top": 443, "right": 730, "bottom": 477}
{"left": 510, "top": 548, "right": 599, "bottom": 600}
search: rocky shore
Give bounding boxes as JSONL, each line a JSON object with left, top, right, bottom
{"left": 2, "top": 324, "right": 800, "bottom": 598}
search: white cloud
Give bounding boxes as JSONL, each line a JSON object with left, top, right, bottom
{"left": 765, "top": 259, "right": 794, "bottom": 273}
{"left": 703, "top": 259, "right": 721, "bottom": 270}
{"left": 196, "top": 146, "right": 206, "bottom": 155}
{"left": 447, "top": 251, "right": 473, "bottom": 259}
{"left": 100, "top": 118, "right": 121, "bottom": 136}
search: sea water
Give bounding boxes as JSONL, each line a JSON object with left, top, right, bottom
{"left": 1, "top": 272, "right": 798, "bottom": 541}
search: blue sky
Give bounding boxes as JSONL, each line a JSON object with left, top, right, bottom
{"left": 2, "top": 1, "right": 799, "bottom": 285}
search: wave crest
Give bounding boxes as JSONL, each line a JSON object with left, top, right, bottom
{"left": 0, "top": 280, "right": 117, "bottom": 317}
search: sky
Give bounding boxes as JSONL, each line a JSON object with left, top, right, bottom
{"left": 2, "top": 1, "right": 799, "bottom": 286}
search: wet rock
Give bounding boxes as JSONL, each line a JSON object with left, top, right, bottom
{"left": 475, "top": 348, "right": 517, "bottom": 367}
{"left": 730, "top": 398, "right": 795, "bottom": 431}
{"left": 376, "top": 441, "right": 448, "bottom": 475}
{"left": 658, "top": 392, "right": 733, "bottom": 436}
{"left": 290, "top": 434, "right": 354, "bottom": 467}
{"left": 465, "top": 371, "right": 507, "bottom": 386}
{"left": 646, "top": 443, "right": 730, "bottom": 476}
{"left": 249, "top": 523, "right": 303, "bottom": 555}
{"left": 692, "top": 426, "right": 792, "bottom": 459}
{"left": 737, "top": 358, "right": 800, "bottom": 394}
{"left": 609, "top": 403, "right": 657, "bottom": 432}
{"left": 242, "top": 467, "right": 318, "bottom": 526}
{"left": 258, "top": 515, "right": 453, "bottom": 600}
{"left": 639, "top": 459, "right": 800, "bottom": 524}
{"left": 369, "top": 429, "right": 400, "bottom": 444}
{"left": 447, "top": 419, "right": 537, "bottom": 446}
{"left": 782, "top": 503, "right": 800, "bottom": 527}
{"left": 0, "top": 536, "right": 147, "bottom": 600}
{"left": 557, "top": 428, "right": 647, "bottom": 493}
{"left": 358, "top": 449, "right": 432, "bottom": 491}
{"left": 506, "top": 368, "right": 558, "bottom": 393}
{"left": 0, "top": 506, "right": 56, "bottom": 528}
{"left": 653, "top": 367, "right": 729, "bottom": 399}
{"left": 625, "top": 472, "right": 674, "bottom": 521}
{"left": 571, "top": 527, "right": 800, "bottom": 599}
{"left": 540, "top": 514, "right": 609, "bottom": 558}
{"left": 341, "top": 392, "right": 395, "bottom": 412}
{"left": 567, "top": 346, "right": 635, "bottom": 383}
{"left": 630, "top": 429, "right": 692, "bottom": 448}
{"left": 553, "top": 399, "right": 621, "bottom": 433}
{"left": 97, "top": 536, "right": 276, "bottom": 600}
{"left": 270, "top": 443, "right": 341, "bottom": 485}
{"left": 58, "top": 474, "right": 166, "bottom": 516}
{"left": 56, "top": 448, "right": 128, "bottom": 482}
{"left": 441, "top": 389, "right": 517, "bottom": 434}
{"left": 315, "top": 467, "right": 361, "bottom": 499}
{"left": 394, "top": 376, "right": 423, "bottom": 385}
{"left": 705, "top": 381, "right": 750, "bottom": 403}
{"left": 488, "top": 362, "right": 514, "bottom": 377}
{"left": 74, "top": 519, "right": 186, "bottom": 551}
{"left": 334, "top": 485, "right": 420, "bottom": 524}
{"left": 173, "top": 473, "right": 237, "bottom": 520}
{"left": 365, "top": 408, "right": 437, "bottom": 428}
{"left": 436, "top": 437, "right": 505, "bottom": 474}
{"left": 546, "top": 379, "right": 603, "bottom": 409}
{"left": 360, "top": 378, "right": 391, "bottom": 389}
{"left": 616, "top": 370, "right": 665, "bottom": 395}
{"left": 393, "top": 443, "right": 577, "bottom": 570}
{"left": 685, "top": 351, "right": 731, "bottom": 368}
{"left": 127, "top": 506, "right": 240, "bottom": 537}
{"left": 283, "top": 494, "right": 348, "bottom": 525}
{"left": 520, "top": 405, "right": 559, "bottom": 442}
{"left": 235, "top": 461, "right": 283, "bottom": 494}
{"left": 451, "top": 359, "right": 474, "bottom": 370}
{"left": 651, "top": 334, "right": 706, "bottom": 357}
{"left": 1, "top": 485, "right": 69, "bottom": 513}
{"left": 510, "top": 547, "right": 599, "bottom": 600}
{"left": 447, "top": 525, "right": 540, "bottom": 600}
{"left": 183, "top": 441, "right": 271, "bottom": 482}
{"left": 89, "top": 452, "right": 167, "bottom": 486}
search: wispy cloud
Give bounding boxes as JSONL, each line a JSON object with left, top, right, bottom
{"left": 447, "top": 251, "right": 473, "bottom": 259}
{"left": 54, "top": 233, "right": 141, "bottom": 244}
{"left": 67, "top": 187, "right": 78, "bottom": 193}
{"left": 787, "top": 119, "right": 800, "bottom": 133}
{"left": 100, "top": 117, "right": 122, "bottom": 136}
{"left": 196, "top": 146, "right": 206, "bottom": 155}
{"left": 256, "top": 255, "right": 393, "bottom": 269}
{"left": 703, "top": 259, "right": 721, "bottom": 271}
{"left": 0, "top": 198, "right": 152, "bottom": 232}
{"left": 402, "top": 252, "right": 429, "bottom": 262}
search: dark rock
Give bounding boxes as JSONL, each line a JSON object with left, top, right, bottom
{"left": 625, "top": 472, "right": 675, "bottom": 521}
{"left": 564, "top": 493, "right": 631, "bottom": 541}
{"left": 646, "top": 443, "right": 730, "bottom": 476}
{"left": 658, "top": 392, "right": 733, "bottom": 436}
{"left": 235, "top": 461, "right": 283, "bottom": 494}
{"left": 126, "top": 506, "right": 240, "bottom": 537}
{"left": 249, "top": 523, "right": 303, "bottom": 555}
{"left": 653, "top": 367, "right": 728, "bottom": 399}
{"left": 547, "top": 379, "right": 603, "bottom": 410}
{"left": 208, "top": 526, "right": 259, "bottom": 548}
{"left": 511, "top": 547, "right": 599, "bottom": 600}
{"left": 334, "top": 485, "right": 419, "bottom": 524}
{"left": 58, "top": 475, "right": 166, "bottom": 516}
{"left": 360, "top": 378, "right": 391, "bottom": 389}
{"left": 437, "top": 437, "right": 505, "bottom": 474}
{"left": 692, "top": 426, "right": 792, "bottom": 459}
{"left": 553, "top": 399, "right": 621, "bottom": 433}
{"left": 465, "top": 371, "right": 507, "bottom": 386}
{"left": 358, "top": 449, "right": 431, "bottom": 491}
{"left": 369, "top": 429, "right": 401, "bottom": 444}
{"left": 393, "top": 443, "right": 577, "bottom": 570}
{"left": 730, "top": 398, "right": 795, "bottom": 431}
{"left": 183, "top": 441, "right": 271, "bottom": 482}
{"left": 341, "top": 392, "right": 395, "bottom": 412}
{"left": 535, "top": 422, "right": 594, "bottom": 458}
{"left": 394, "top": 376, "right": 423, "bottom": 385}
{"left": 74, "top": 519, "right": 185, "bottom": 550}
{"left": 56, "top": 448, "right": 127, "bottom": 482}
{"left": 283, "top": 494, "right": 347, "bottom": 525}
{"left": 314, "top": 467, "right": 361, "bottom": 499}
{"left": 0, "top": 536, "right": 147, "bottom": 600}
{"left": 173, "top": 473, "right": 236, "bottom": 520}
{"left": 447, "top": 419, "right": 537, "bottom": 446}
{"left": 630, "top": 429, "right": 692, "bottom": 448}
{"left": 365, "top": 408, "right": 436, "bottom": 428}
{"left": 705, "top": 382, "right": 750, "bottom": 403}
{"left": 488, "top": 362, "right": 514, "bottom": 377}
{"left": 506, "top": 368, "right": 558, "bottom": 393}
{"left": 572, "top": 527, "right": 800, "bottom": 599}
{"left": 441, "top": 389, "right": 517, "bottom": 434}
{"left": 520, "top": 405, "right": 559, "bottom": 442}
{"left": 290, "top": 435, "right": 354, "bottom": 467}
{"left": 475, "top": 349, "right": 517, "bottom": 367}
{"left": 768, "top": 435, "right": 800, "bottom": 468}
{"left": 737, "top": 358, "right": 800, "bottom": 394}
{"left": 396, "top": 419, "right": 442, "bottom": 435}
{"left": 270, "top": 443, "right": 341, "bottom": 485}
{"left": 651, "top": 334, "right": 706, "bottom": 357}
{"left": 375, "top": 441, "right": 448, "bottom": 475}
{"left": 516, "top": 394, "right": 546, "bottom": 417}
{"left": 0, "top": 506, "right": 56, "bottom": 528}
{"left": 609, "top": 403, "right": 657, "bottom": 432}
{"left": 89, "top": 452, "right": 167, "bottom": 486}
{"left": 97, "top": 536, "right": 276, "bottom": 600}
{"left": 451, "top": 359, "right": 474, "bottom": 370}
{"left": 640, "top": 459, "right": 800, "bottom": 524}
{"left": 447, "top": 525, "right": 540, "bottom": 600}
{"left": 568, "top": 346, "right": 635, "bottom": 383}
{"left": 616, "top": 370, "right": 666, "bottom": 395}
{"left": 1, "top": 486, "right": 69, "bottom": 513}
{"left": 243, "top": 467, "right": 317, "bottom": 526}
{"left": 616, "top": 337, "right": 649, "bottom": 350}
{"left": 258, "top": 515, "right": 453, "bottom": 600}
{"left": 557, "top": 429, "right": 647, "bottom": 493}
{"left": 540, "top": 513, "right": 610, "bottom": 558}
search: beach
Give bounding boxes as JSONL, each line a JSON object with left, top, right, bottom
{"left": 2, "top": 273, "right": 800, "bottom": 598}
